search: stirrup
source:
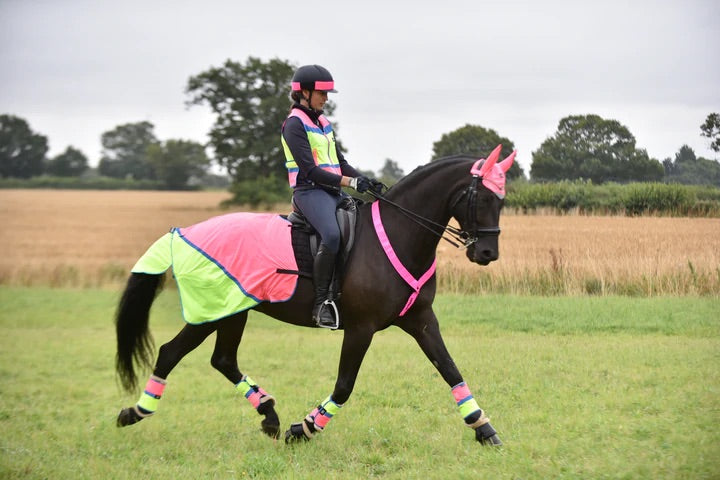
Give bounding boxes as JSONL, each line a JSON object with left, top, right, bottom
{"left": 315, "top": 299, "right": 340, "bottom": 330}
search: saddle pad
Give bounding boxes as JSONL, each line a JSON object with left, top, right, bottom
{"left": 131, "top": 212, "right": 298, "bottom": 324}
{"left": 290, "top": 226, "right": 314, "bottom": 276}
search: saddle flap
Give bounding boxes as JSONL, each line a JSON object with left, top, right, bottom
{"left": 335, "top": 196, "right": 357, "bottom": 257}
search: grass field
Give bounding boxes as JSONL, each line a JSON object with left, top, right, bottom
{"left": 1, "top": 189, "right": 718, "bottom": 478}
{"left": 1, "top": 189, "right": 719, "bottom": 295}
{"left": 1, "top": 288, "right": 718, "bottom": 479}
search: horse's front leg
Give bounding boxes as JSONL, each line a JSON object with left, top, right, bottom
{"left": 397, "top": 308, "right": 502, "bottom": 446}
{"left": 285, "top": 325, "right": 374, "bottom": 443}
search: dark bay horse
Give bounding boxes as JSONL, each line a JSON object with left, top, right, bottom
{"left": 115, "top": 145, "right": 515, "bottom": 445}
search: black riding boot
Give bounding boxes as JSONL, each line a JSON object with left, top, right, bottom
{"left": 312, "top": 245, "right": 339, "bottom": 329}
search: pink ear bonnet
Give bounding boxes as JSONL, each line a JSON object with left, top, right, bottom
{"left": 469, "top": 145, "right": 516, "bottom": 198}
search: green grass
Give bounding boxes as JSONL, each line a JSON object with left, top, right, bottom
{"left": 1, "top": 288, "right": 718, "bottom": 479}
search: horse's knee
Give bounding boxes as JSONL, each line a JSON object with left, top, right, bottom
{"left": 210, "top": 353, "right": 235, "bottom": 376}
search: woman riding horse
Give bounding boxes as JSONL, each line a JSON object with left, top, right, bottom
{"left": 281, "top": 64, "right": 382, "bottom": 328}
{"left": 115, "top": 138, "right": 514, "bottom": 447}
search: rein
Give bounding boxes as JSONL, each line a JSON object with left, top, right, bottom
{"left": 366, "top": 173, "right": 500, "bottom": 250}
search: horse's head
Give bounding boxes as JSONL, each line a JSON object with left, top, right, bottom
{"left": 452, "top": 145, "right": 515, "bottom": 266}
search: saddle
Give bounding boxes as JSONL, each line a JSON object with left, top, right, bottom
{"left": 281, "top": 196, "right": 359, "bottom": 294}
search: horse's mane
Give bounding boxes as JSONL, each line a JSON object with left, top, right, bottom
{"left": 385, "top": 155, "right": 476, "bottom": 194}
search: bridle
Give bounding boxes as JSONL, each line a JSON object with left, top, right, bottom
{"left": 366, "top": 167, "right": 501, "bottom": 250}
{"left": 456, "top": 173, "right": 502, "bottom": 242}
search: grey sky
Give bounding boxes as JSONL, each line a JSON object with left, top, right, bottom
{"left": 1, "top": 0, "right": 718, "bottom": 176}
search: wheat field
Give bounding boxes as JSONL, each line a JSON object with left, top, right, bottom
{"left": 438, "top": 213, "right": 720, "bottom": 295}
{"left": 1, "top": 189, "right": 718, "bottom": 295}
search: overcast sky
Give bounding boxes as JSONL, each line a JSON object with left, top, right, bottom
{"left": 1, "top": 0, "right": 718, "bottom": 176}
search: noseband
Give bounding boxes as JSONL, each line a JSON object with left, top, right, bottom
{"left": 368, "top": 168, "right": 500, "bottom": 250}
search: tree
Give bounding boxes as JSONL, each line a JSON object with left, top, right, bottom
{"left": 431, "top": 124, "right": 524, "bottom": 180}
{"left": 98, "top": 121, "right": 158, "bottom": 180}
{"left": 378, "top": 158, "right": 404, "bottom": 185}
{"left": 700, "top": 113, "right": 720, "bottom": 153}
{"left": 46, "top": 146, "right": 88, "bottom": 177}
{"left": 663, "top": 144, "right": 720, "bottom": 186}
{"left": 0, "top": 114, "right": 48, "bottom": 178}
{"left": 186, "top": 57, "right": 313, "bottom": 187}
{"left": 530, "top": 114, "right": 663, "bottom": 183}
{"left": 146, "top": 139, "right": 211, "bottom": 189}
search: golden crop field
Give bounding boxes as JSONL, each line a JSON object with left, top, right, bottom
{"left": 0, "top": 189, "right": 232, "bottom": 288}
{"left": 1, "top": 189, "right": 718, "bottom": 295}
{"left": 437, "top": 213, "right": 720, "bottom": 295}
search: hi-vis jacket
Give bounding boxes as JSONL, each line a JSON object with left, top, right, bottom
{"left": 281, "top": 106, "right": 357, "bottom": 189}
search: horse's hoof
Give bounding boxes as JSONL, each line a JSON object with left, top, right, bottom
{"left": 284, "top": 422, "right": 310, "bottom": 444}
{"left": 261, "top": 418, "right": 280, "bottom": 439}
{"left": 116, "top": 407, "right": 144, "bottom": 427}
{"left": 475, "top": 422, "right": 502, "bottom": 446}
{"left": 479, "top": 433, "right": 503, "bottom": 446}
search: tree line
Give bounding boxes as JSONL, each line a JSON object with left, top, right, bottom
{"left": 0, "top": 116, "right": 219, "bottom": 189}
{"left": 2, "top": 57, "right": 719, "bottom": 201}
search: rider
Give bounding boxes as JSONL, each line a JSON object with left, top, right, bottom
{"left": 281, "top": 64, "right": 381, "bottom": 329}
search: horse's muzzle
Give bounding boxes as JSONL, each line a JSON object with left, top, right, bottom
{"left": 467, "top": 245, "right": 498, "bottom": 265}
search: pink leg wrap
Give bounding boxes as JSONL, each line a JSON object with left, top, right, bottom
{"left": 304, "top": 395, "right": 342, "bottom": 433}
{"left": 236, "top": 375, "right": 274, "bottom": 410}
{"left": 245, "top": 386, "right": 270, "bottom": 409}
{"left": 451, "top": 382, "right": 486, "bottom": 427}
{"left": 144, "top": 376, "right": 166, "bottom": 397}
{"left": 309, "top": 407, "right": 332, "bottom": 430}
{"left": 452, "top": 383, "right": 472, "bottom": 403}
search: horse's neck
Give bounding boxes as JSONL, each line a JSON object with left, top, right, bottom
{"left": 373, "top": 175, "right": 458, "bottom": 274}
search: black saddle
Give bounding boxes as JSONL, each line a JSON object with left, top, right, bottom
{"left": 280, "top": 196, "right": 359, "bottom": 282}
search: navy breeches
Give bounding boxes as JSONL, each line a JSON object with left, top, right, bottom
{"left": 292, "top": 188, "right": 344, "bottom": 254}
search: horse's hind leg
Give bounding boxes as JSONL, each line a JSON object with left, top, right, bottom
{"left": 211, "top": 312, "right": 280, "bottom": 439}
{"left": 117, "top": 322, "right": 218, "bottom": 427}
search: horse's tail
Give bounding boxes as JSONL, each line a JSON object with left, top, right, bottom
{"left": 115, "top": 272, "right": 165, "bottom": 393}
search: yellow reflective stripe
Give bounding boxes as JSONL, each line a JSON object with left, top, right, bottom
{"left": 458, "top": 397, "right": 480, "bottom": 419}
{"left": 235, "top": 376, "right": 255, "bottom": 396}
{"left": 131, "top": 232, "right": 173, "bottom": 274}
{"left": 282, "top": 118, "right": 341, "bottom": 172}
{"left": 321, "top": 395, "right": 342, "bottom": 416}
{"left": 169, "top": 238, "right": 261, "bottom": 324}
{"left": 137, "top": 392, "right": 160, "bottom": 413}
{"left": 303, "top": 131, "right": 339, "bottom": 168}
{"left": 281, "top": 136, "right": 297, "bottom": 170}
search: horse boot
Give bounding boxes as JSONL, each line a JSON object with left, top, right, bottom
{"left": 312, "top": 245, "right": 339, "bottom": 329}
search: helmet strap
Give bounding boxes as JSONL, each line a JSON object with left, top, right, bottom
{"left": 304, "top": 90, "right": 324, "bottom": 114}
{"left": 300, "top": 89, "right": 311, "bottom": 106}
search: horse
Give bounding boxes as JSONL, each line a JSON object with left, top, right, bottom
{"left": 114, "top": 145, "right": 515, "bottom": 446}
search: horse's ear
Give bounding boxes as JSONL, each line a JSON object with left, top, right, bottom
{"left": 477, "top": 144, "right": 502, "bottom": 177}
{"left": 498, "top": 150, "right": 516, "bottom": 173}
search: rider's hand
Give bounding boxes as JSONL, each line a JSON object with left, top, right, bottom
{"left": 349, "top": 176, "right": 371, "bottom": 193}
{"left": 369, "top": 178, "right": 385, "bottom": 194}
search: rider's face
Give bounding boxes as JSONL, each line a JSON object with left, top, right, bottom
{"left": 303, "top": 90, "right": 328, "bottom": 111}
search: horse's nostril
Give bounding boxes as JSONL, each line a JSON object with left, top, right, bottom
{"left": 481, "top": 250, "right": 498, "bottom": 261}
